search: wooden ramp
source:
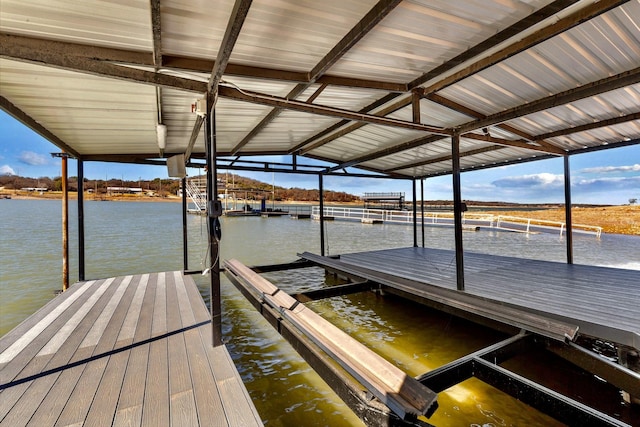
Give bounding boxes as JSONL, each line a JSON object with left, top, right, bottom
{"left": 300, "top": 248, "right": 640, "bottom": 350}
{"left": 0, "top": 271, "right": 262, "bottom": 427}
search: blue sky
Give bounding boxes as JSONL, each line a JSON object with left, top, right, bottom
{"left": 1, "top": 110, "right": 638, "bottom": 204}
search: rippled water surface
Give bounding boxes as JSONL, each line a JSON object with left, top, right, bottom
{"left": 2, "top": 199, "right": 638, "bottom": 426}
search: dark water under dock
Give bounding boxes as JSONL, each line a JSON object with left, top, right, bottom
{"left": 2, "top": 200, "right": 639, "bottom": 426}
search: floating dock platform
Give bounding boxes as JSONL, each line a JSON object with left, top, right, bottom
{"left": 0, "top": 272, "right": 262, "bottom": 427}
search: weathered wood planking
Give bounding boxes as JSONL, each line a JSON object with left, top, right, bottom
{"left": 0, "top": 271, "right": 262, "bottom": 427}
{"left": 330, "top": 247, "right": 640, "bottom": 349}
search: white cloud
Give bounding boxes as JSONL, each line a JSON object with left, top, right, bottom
{"left": 1, "top": 165, "right": 16, "bottom": 175}
{"left": 580, "top": 164, "right": 640, "bottom": 174}
{"left": 19, "top": 151, "right": 48, "bottom": 166}
{"left": 575, "top": 176, "right": 640, "bottom": 192}
{"left": 491, "top": 173, "right": 564, "bottom": 189}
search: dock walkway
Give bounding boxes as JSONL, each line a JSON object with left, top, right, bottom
{"left": 301, "top": 247, "right": 640, "bottom": 350}
{"left": 0, "top": 271, "right": 262, "bottom": 427}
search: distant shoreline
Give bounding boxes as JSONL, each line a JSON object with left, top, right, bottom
{"left": 4, "top": 191, "right": 637, "bottom": 235}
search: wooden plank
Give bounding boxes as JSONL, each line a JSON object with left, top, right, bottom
{"left": 0, "top": 281, "right": 93, "bottom": 355}
{"left": 183, "top": 327, "right": 227, "bottom": 427}
{"left": 14, "top": 278, "right": 123, "bottom": 427}
{"left": 54, "top": 276, "right": 138, "bottom": 426}
{"left": 224, "top": 258, "right": 437, "bottom": 419}
{"left": 0, "top": 280, "right": 97, "bottom": 368}
{"left": 141, "top": 336, "right": 169, "bottom": 426}
{"left": 82, "top": 276, "right": 140, "bottom": 427}
{"left": 208, "top": 345, "right": 263, "bottom": 427}
{"left": 113, "top": 273, "right": 158, "bottom": 426}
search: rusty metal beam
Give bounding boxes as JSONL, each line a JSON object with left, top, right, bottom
{"left": 535, "top": 111, "right": 640, "bottom": 140}
{"left": 458, "top": 67, "right": 640, "bottom": 134}
{"left": 232, "top": 0, "right": 402, "bottom": 156}
{"left": 230, "top": 84, "right": 308, "bottom": 154}
{"left": 218, "top": 85, "right": 451, "bottom": 135}
{"left": 0, "top": 96, "right": 81, "bottom": 158}
{"left": 328, "top": 135, "right": 444, "bottom": 172}
{"left": 426, "top": 94, "right": 565, "bottom": 155}
{"left": 0, "top": 32, "right": 153, "bottom": 66}
{"left": 185, "top": 0, "right": 252, "bottom": 163}
{"left": 298, "top": 96, "right": 415, "bottom": 155}
{"left": 309, "top": 0, "right": 402, "bottom": 81}
{"left": 288, "top": 93, "right": 400, "bottom": 154}
{"left": 149, "top": 0, "right": 162, "bottom": 67}
{"left": 416, "top": 0, "right": 623, "bottom": 94}
{"left": 385, "top": 145, "right": 504, "bottom": 173}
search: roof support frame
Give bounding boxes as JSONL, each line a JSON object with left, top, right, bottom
{"left": 291, "top": 0, "right": 581, "bottom": 156}
{"left": 457, "top": 67, "right": 640, "bottom": 134}
{"left": 184, "top": 0, "right": 253, "bottom": 163}
{"left": 0, "top": 96, "right": 80, "bottom": 158}
{"left": 416, "top": 0, "right": 625, "bottom": 94}
{"left": 230, "top": 0, "right": 402, "bottom": 155}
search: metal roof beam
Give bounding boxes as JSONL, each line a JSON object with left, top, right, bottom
{"left": 288, "top": 94, "right": 400, "bottom": 154}
{"left": 297, "top": 96, "right": 414, "bottom": 155}
{"left": 218, "top": 85, "right": 451, "bottom": 135}
{"left": 292, "top": 1, "right": 578, "bottom": 156}
{"left": 534, "top": 111, "right": 640, "bottom": 140}
{"left": 0, "top": 96, "right": 81, "bottom": 158}
{"left": 150, "top": 0, "right": 162, "bottom": 67}
{"left": 457, "top": 67, "right": 640, "bottom": 134}
{"left": 184, "top": 0, "right": 253, "bottom": 163}
{"left": 309, "top": 0, "right": 402, "bottom": 82}
{"left": 0, "top": 41, "right": 207, "bottom": 92}
{"left": 386, "top": 146, "right": 504, "bottom": 172}
{"left": 408, "top": 0, "right": 579, "bottom": 90}
{"left": 231, "top": 0, "right": 402, "bottom": 155}
{"left": 327, "top": 135, "right": 444, "bottom": 172}
{"left": 230, "top": 83, "right": 309, "bottom": 155}
{"left": 160, "top": 55, "right": 407, "bottom": 92}
{"left": 416, "top": 0, "right": 623, "bottom": 94}
{"left": 426, "top": 94, "right": 565, "bottom": 155}
{"left": 0, "top": 33, "right": 152, "bottom": 66}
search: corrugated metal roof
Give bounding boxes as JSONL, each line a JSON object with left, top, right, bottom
{"left": 1, "top": 0, "right": 639, "bottom": 179}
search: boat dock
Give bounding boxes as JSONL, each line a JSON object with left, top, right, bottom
{"left": 300, "top": 247, "right": 639, "bottom": 349}
{"left": 0, "top": 272, "right": 262, "bottom": 427}
{"left": 311, "top": 207, "right": 603, "bottom": 237}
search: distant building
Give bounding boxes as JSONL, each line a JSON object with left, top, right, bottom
{"left": 21, "top": 187, "right": 49, "bottom": 192}
{"left": 107, "top": 187, "right": 143, "bottom": 194}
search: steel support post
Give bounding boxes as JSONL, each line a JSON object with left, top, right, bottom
{"left": 563, "top": 155, "right": 573, "bottom": 264}
{"left": 421, "top": 178, "right": 425, "bottom": 248}
{"left": 412, "top": 178, "right": 418, "bottom": 247}
{"left": 206, "top": 107, "right": 222, "bottom": 347}
{"left": 452, "top": 134, "right": 465, "bottom": 291}
{"left": 61, "top": 154, "right": 69, "bottom": 291}
{"left": 319, "top": 173, "right": 325, "bottom": 256}
{"left": 182, "top": 177, "right": 189, "bottom": 271}
{"left": 77, "top": 158, "right": 85, "bottom": 281}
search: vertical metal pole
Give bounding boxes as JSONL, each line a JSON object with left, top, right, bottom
{"left": 61, "top": 154, "right": 69, "bottom": 291}
{"left": 182, "top": 177, "right": 188, "bottom": 271}
{"left": 564, "top": 155, "right": 574, "bottom": 264}
{"left": 412, "top": 178, "right": 417, "bottom": 247}
{"left": 77, "top": 159, "right": 85, "bottom": 281}
{"left": 452, "top": 133, "right": 465, "bottom": 291}
{"left": 421, "top": 178, "right": 425, "bottom": 248}
{"left": 319, "top": 174, "right": 325, "bottom": 256}
{"left": 206, "top": 106, "right": 222, "bottom": 347}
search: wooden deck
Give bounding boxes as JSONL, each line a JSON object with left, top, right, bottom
{"left": 301, "top": 248, "right": 640, "bottom": 350}
{"left": 0, "top": 271, "right": 262, "bottom": 427}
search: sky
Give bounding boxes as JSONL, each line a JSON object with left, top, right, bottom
{"left": 1, "top": 110, "right": 639, "bottom": 205}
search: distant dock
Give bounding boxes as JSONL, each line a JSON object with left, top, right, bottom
{"left": 0, "top": 272, "right": 262, "bottom": 427}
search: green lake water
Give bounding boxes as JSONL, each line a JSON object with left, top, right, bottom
{"left": 1, "top": 199, "right": 638, "bottom": 426}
